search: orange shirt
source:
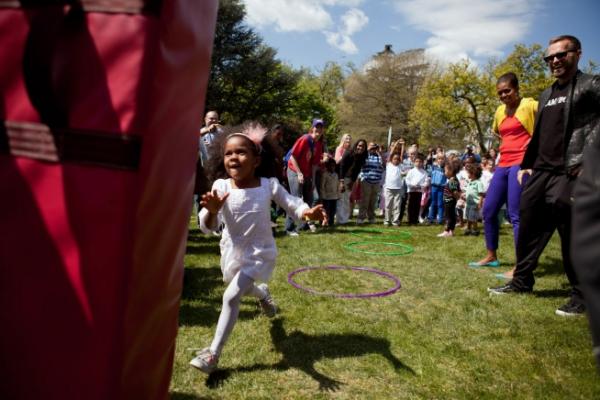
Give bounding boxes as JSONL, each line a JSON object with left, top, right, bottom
{"left": 498, "top": 116, "right": 531, "bottom": 167}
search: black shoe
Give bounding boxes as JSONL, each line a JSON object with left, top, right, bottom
{"left": 555, "top": 299, "right": 586, "bottom": 317}
{"left": 487, "top": 282, "right": 532, "bottom": 295}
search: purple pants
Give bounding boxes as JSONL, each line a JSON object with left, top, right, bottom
{"left": 482, "top": 165, "right": 523, "bottom": 251}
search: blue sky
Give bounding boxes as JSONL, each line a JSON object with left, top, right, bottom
{"left": 242, "top": 0, "right": 600, "bottom": 72}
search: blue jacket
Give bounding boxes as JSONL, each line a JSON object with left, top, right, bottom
{"left": 429, "top": 164, "right": 447, "bottom": 187}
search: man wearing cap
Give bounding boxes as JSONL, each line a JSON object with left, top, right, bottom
{"left": 285, "top": 119, "right": 325, "bottom": 236}
{"left": 488, "top": 35, "right": 600, "bottom": 317}
{"left": 461, "top": 144, "right": 481, "bottom": 163}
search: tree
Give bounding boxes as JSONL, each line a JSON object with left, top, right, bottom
{"left": 490, "top": 43, "right": 552, "bottom": 99}
{"left": 410, "top": 60, "right": 494, "bottom": 152}
{"left": 278, "top": 62, "right": 347, "bottom": 148}
{"left": 338, "top": 49, "right": 429, "bottom": 146}
{"left": 205, "top": 0, "right": 300, "bottom": 124}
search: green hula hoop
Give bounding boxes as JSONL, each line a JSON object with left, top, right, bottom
{"left": 349, "top": 228, "right": 412, "bottom": 241}
{"left": 344, "top": 241, "right": 414, "bottom": 256}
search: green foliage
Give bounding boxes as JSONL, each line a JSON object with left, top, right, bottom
{"left": 206, "top": 0, "right": 300, "bottom": 125}
{"left": 338, "top": 49, "right": 429, "bottom": 146}
{"left": 491, "top": 43, "right": 553, "bottom": 99}
{"left": 584, "top": 60, "right": 599, "bottom": 74}
{"left": 205, "top": 0, "right": 344, "bottom": 148}
{"left": 410, "top": 61, "right": 494, "bottom": 151}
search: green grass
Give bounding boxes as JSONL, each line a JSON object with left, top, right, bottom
{"left": 171, "top": 218, "right": 600, "bottom": 399}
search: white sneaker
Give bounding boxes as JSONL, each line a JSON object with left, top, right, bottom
{"left": 189, "top": 347, "right": 219, "bottom": 374}
{"left": 437, "top": 231, "right": 448, "bottom": 237}
{"left": 308, "top": 224, "right": 317, "bottom": 233}
{"left": 286, "top": 230, "right": 299, "bottom": 237}
{"left": 257, "top": 283, "right": 277, "bottom": 317}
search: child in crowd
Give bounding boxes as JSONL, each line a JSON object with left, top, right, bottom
{"left": 357, "top": 143, "right": 384, "bottom": 224}
{"left": 320, "top": 157, "right": 340, "bottom": 226}
{"left": 383, "top": 152, "right": 405, "bottom": 226}
{"left": 190, "top": 125, "right": 326, "bottom": 374}
{"left": 427, "top": 153, "right": 447, "bottom": 224}
{"left": 456, "top": 155, "right": 475, "bottom": 227}
{"left": 480, "top": 156, "right": 495, "bottom": 192}
{"left": 464, "top": 163, "right": 485, "bottom": 235}
{"left": 438, "top": 159, "right": 462, "bottom": 237}
{"left": 405, "top": 153, "right": 428, "bottom": 225}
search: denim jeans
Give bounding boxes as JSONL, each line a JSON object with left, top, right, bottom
{"left": 285, "top": 168, "right": 313, "bottom": 232}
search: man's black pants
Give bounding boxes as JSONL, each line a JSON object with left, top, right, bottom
{"left": 511, "top": 170, "right": 582, "bottom": 301}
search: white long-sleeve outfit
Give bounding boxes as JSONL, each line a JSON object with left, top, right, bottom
{"left": 199, "top": 177, "right": 309, "bottom": 357}
{"left": 405, "top": 167, "right": 428, "bottom": 192}
{"left": 200, "top": 177, "right": 309, "bottom": 283}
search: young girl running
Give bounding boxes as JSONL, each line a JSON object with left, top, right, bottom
{"left": 190, "top": 125, "right": 326, "bottom": 374}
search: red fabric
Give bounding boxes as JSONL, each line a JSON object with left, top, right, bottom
{"left": 0, "top": 3, "right": 218, "bottom": 399}
{"left": 497, "top": 116, "right": 531, "bottom": 167}
{"left": 288, "top": 134, "right": 314, "bottom": 176}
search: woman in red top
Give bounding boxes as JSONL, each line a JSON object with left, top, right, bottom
{"left": 470, "top": 73, "right": 538, "bottom": 272}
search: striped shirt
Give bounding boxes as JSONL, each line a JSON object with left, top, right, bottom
{"left": 361, "top": 153, "right": 384, "bottom": 184}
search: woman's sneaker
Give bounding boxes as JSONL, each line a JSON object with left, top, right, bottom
{"left": 257, "top": 283, "right": 277, "bottom": 317}
{"left": 189, "top": 348, "right": 218, "bottom": 374}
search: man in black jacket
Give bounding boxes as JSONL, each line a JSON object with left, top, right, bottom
{"left": 488, "top": 35, "right": 600, "bottom": 317}
{"left": 572, "top": 133, "right": 600, "bottom": 368}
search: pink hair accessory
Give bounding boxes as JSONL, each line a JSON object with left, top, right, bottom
{"left": 227, "top": 122, "right": 267, "bottom": 151}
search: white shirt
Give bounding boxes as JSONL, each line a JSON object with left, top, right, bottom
{"left": 384, "top": 163, "right": 404, "bottom": 190}
{"left": 405, "top": 167, "right": 428, "bottom": 193}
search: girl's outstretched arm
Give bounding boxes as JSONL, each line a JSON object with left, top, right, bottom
{"left": 302, "top": 204, "right": 327, "bottom": 225}
{"left": 200, "top": 189, "right": 229, "bottom": 231}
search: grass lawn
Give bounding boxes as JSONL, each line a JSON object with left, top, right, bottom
{"left": 170, "top": 218, "right": 600, "bottom": 399}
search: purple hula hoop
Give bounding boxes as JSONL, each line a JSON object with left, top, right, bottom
{"left": 287, "top": 265, "right": 401, "bottom": 298}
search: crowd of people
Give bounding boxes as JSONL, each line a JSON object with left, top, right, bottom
{"left": 189, "top": 34, "right": 600, "bottom": 374}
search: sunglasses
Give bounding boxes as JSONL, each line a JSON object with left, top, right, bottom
{"left": 497, "top": 88, "right": 512, "bottom": 96}
{"left": 543, "top": 49, "right": 577, "bottom": 63}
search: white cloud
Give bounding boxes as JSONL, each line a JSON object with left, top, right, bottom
{"left": 325, "top": 31, "right": 358, "bottom": 54}
{"left": 244, "top": 0, "right": 332, "bottom": 32}
{"left": 324, "top": 8, "right": 369, "bottom": 54}
{"left": 243, "top": 0, "right": 368, "bottom": 54}
{"left": 341, "top": 8, "right": 369, "bottom": 35}
{"left": 391, "top": 0, "right": 539, "bottom": 63}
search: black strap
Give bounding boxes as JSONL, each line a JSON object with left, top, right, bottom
{"left": 0, "top": 0, "right": 161, "bottom": 15}
{"left": 1, "top": 120, "right": 142, "bottom": 171}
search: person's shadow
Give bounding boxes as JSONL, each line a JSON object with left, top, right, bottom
{"left": 206, "top": 317, "right": 414, "bottom": 391}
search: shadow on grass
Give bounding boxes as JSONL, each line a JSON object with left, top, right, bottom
{"left": 187, "top": 228, "right": 221, "bottom": 243}
{"left": 180, "top": 267, "right": 260, "bottom": 326}
{"left": 533, "top": 288, "right": 571, "bottom": 298}
{"left": 185, "top": 244, "right": 221, "bottom": 255}
{"left": 535, "top": 256, "right": 565, "bottom": 278}
{"left": 182, "top": 267, "right": 223, "bottom": 300}
{"left": 169, "top": 391, "right": 213, "bottom": 400}
{"left": 205, "top": 317, "right": 414, "bottom": 391}
{"left": 179, "top": 303, "right": 259, "bottom": 327}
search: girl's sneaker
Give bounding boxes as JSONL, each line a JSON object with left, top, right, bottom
{"left": 437, "top": 231, "right": 454, "bottom": 237}
{"left": 257, "top": 283, "right": 277, "bottom": 317}
{"left": 189, "top": 348, "right": 219, "bottom": 374}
